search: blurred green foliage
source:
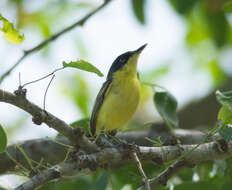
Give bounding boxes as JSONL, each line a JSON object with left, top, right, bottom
{"left": 62, "top": 74, "right": 91, "bottom": 117}
{"left": 131, "top": 0, "right": 146, "bottom": 24}
{"left": 0, "top": 124, "right": 7, "bottom": 153}
{"left": 169, "top": 0, "right": 199, "bottom": 14}
{"left": 0, "top": 13, "right": 24, "bottom": 44}
{"left": 70, "top": 117, "right": 90, "bottom": 133}
{"left": 2, "top": 0, "right": 232, "bottom": 189}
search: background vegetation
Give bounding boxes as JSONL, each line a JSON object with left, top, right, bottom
{"left": 1, "top": 0, "right": 232, "bottom": 189}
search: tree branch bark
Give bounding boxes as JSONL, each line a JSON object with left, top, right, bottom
{"left": 0, "top": 128, "right": 218, "bottom": 175}
{"left": 0, "top": 89, "right": 98, "bottom": 152}
{"left": 15, "top": 140, "right": 231, "bottom": 190}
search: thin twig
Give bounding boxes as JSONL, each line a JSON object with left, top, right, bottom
{"left": 0, "top": 0, "right": 111, "bottom": 84}
{"left": 132, "top": 150, "right": 150, "bottom": 190}
{"left": 138, "top": 161, "right": 188, "bottom": 190}
{"left": 43, "top": 74, "right": 55, "bottom": 110}
{"left": 22, "top": 67, "right": 64, "bottom": 88}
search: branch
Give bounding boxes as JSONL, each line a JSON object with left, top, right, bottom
{"left": 0, "top": 128, "right": 217, "bottom": 175}
{"left": 132, "top": 150, "right": 150, "bottom": 190}
{"left": 0, "top": 89, "right": 98, "bottom": 152}
{"left": 0, "top": 0, "right": 111, "bottom": 84}
{"left": 138, "top": 161, "right": 190, "bottom": 190}
{"left": 0, "top": 137, "right": 70, "bottom": 174}
{"left": 118, "top": 126, "right": 214, "bottom": 146}
{"left": 0, "top": 129, "right": 220, "bottom": 175}
{"left": 15, "top": 140, "right": 231, "bottom": 190}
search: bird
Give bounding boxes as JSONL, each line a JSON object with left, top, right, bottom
{"left": 90, "top": 44, "right": 147, "bottom": 136}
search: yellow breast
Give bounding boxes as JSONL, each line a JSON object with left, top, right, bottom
{"left": 96, "top": 65, "right": 140, "bottom": 133}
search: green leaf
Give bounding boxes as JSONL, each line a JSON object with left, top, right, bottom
{"left": 131, "top": 0, "right": 146, "bottom": 24}
{"left": 169, "top": 0, "right": 199, "bottom": 15}
{"left": 209, "top": 60, "right": 226, "bottom": 87}
{"left": 205, "top": 10, "right": 229, "bottom": 48}
{"left": 0, "top": 124, "right": 7, "bottom": 153}
{"left": 223, "top": 1, "right": 232, "bottom": 13}
{"left": 154, "top": 91, "right": 179, "bottom": 128}
{"left": 70, "top": 118, "right": 90, "bottom": 133}
{"left": 94, "top": 172, "right": 108, "bottom": 190}
{"left": 63, "top": 60, "right": 104, "bottom": 77}
{"left": 0, "top": 13, "right": 24, "bottom": 44}
{"left": 216, "top": 90, "right": 232, "bottom": 112}
{"left": 219, "top": 124, "right": 232, "bottom": 142}
{"left": 218, "top": 105, "right": 232, "bottom": 126}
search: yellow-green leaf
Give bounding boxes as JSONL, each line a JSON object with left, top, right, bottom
{"left": 216, "top": 90, "right": 232, "bottom": 111}
{"left": 0, "top": 124, "right": 7, "bottom": 153}
{"left": 218, "top": 105, "right": 232, "bottom": 126}
{"left": 63, "top": 60, "right": 104, "bottom": 77}
{"left": 0, "top": 14, "right": 24, "bottom": 44}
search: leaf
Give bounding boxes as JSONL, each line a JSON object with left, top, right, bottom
{"left": 0, "top": 14, "right": 24, "bottom": 44}
{"left": 205, "top": 10, "right": 229, "bottom": 48}
{"left": 154, "top": 91, "right": 179, "bottom": 128}
{"left": 94, "top": 172, "right": 108, "bottom": 190}
{"left": 216, "top": 90, "right": 232, "bottom": 112}
{"left": 63, "top": 60, "right": 104, "bottom": 77}
{"left": 131, "top": 0, "right": 146, "bottom": 24}
{"left": 216, "top": 90, "right": 232, "bottom": 141}
{"left": 218, "top": 105, "right": 232, "bottom": 126}
{"left": 223, "top": 1, "right": 232, "bottom": 13}
{"left": 219, "top": 125, "right": 232, "bottom": 142}
{"left": 70, "top": 118, "right": 90, "bottom": 133}
{"left": 169, "top": 0, "right": 199, "bottom": 15}
{"left": 209, "top": 60, "right": 226, "bottom": 87}
{"left": 0, "top": 124, "right": 7, "bottom": 153}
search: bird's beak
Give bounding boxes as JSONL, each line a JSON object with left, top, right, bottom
{"left": 133, "top": 43, "right": 147, "bottom": 55}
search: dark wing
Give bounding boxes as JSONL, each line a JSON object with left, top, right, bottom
{"left": 90, "top": 79, "right": 112, "bottom": 136}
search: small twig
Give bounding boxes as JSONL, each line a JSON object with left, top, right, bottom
{"left": 22, "top": 67, "right": 63, "bottom": 88}
{"left": 5, "top": 151, "right": 30, "bottom": 175}
{"left": 43, "top": 74, "right": 55, "bottom": 110}
{"left": 132, "top": 150, "right": 150, "bottom": 190}
{"left": 138, "top": 160, "right": 188, "bottom": 190}
{"left": 16, "top": 145, "right": 36, "bottom": 173}
{"left": 174, "top": 125, "right": 219, "bottom": 163}
{"left": 0, "top": 0, "right": 111, "bottom": 84}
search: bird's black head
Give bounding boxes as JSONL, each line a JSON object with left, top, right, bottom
{"left": 106, "top": 44, "right": 147, "bottom": 80}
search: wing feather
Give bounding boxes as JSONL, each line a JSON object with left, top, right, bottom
{"left": 90, "top": 79, "right": 112, "bottom": 136}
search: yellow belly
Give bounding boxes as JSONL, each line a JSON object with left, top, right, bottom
{"left": 96, "top": 76, "right": 140, "bottom": 133}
